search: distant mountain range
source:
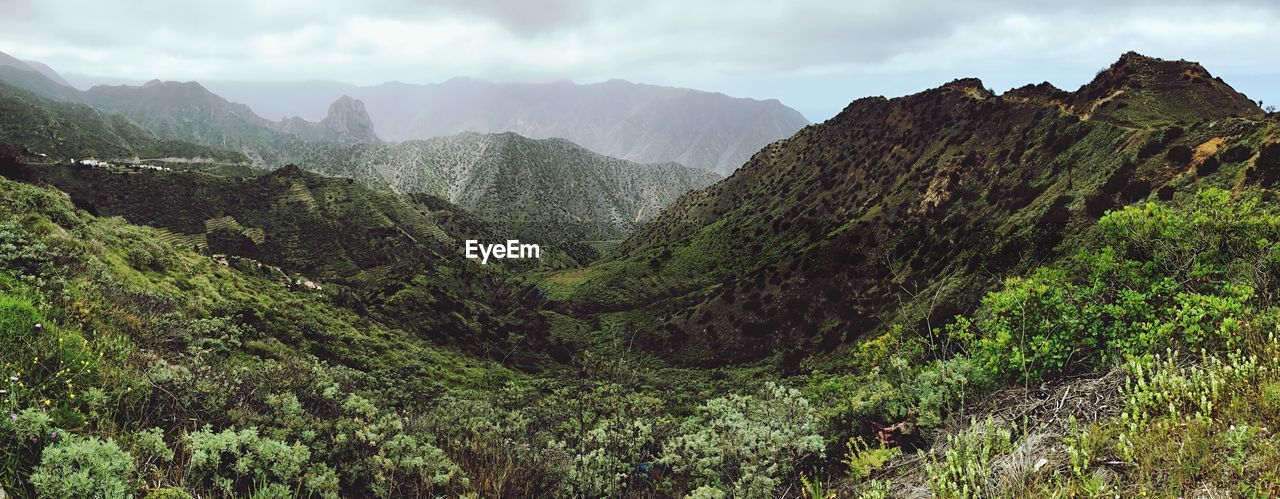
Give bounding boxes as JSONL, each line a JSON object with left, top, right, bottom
{"left": 61, "top": 71, "right": 811, "bottom": 176}
{"left": 0, "top": 50, "right": 721, "bottom": 242}
{"left": 0, "top": 56, "right": 377, "bottom": 164}
{"left": 203, "top": 78, "right": 811, "bottom": 175}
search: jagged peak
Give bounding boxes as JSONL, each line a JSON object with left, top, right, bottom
{"left": 326, "top": 94, "right": 367, "bottom": 115}
{"left": 321, "top": 94, "right": 378, "bottom": 142}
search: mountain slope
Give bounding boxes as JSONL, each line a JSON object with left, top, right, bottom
{"left": 1, "top": 160, "right": 570, "bottom": 356}
{"left": 0, "top": 80, "right": 245, "bottom": 162}
{"left": 81, "top": 80, "right": 316, "bottom": 164}
{"left": 302, "top": 132, "right": 722, "bottom": 241}
{"left": 1, "top": 70, "right": 716, "bottom": 243}
{"left": 18, "top": 59, "right": 72, "bottom": 88}
{"left": 0, "top": 50, "right": 71, "bottom": 88}
{"left": 555, "top": 53, "right": 1273, "bottom": 365}
{"left": 0, "top": 64, "right": 82, "bottom": 102}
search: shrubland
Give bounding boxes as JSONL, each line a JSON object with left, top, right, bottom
{"left": 3, "top": 52, "right": 1280, "bottom": 497}
{"left": 7, "top": 154, "right": 1280, "bottom": 496}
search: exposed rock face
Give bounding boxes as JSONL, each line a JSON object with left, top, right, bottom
{"left": 275, "top": 95, "right": 380, "bottom": 144}
{"left": 321, "top": 95, "right": 378, "bottom": 143}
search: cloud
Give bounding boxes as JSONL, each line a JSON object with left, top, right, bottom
{"left": 0, "top": 0, "right": 1276, "bottom": 120}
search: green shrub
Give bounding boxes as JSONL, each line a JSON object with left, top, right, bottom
{"left": 1121, "top": 346, "right": 1280, "bottom": 426}
{"left": 0, "top": 294, "right": 97, "bottom": 426}
{"left": 533, "top": 384, "right": 670, "bottom": 497}
{"left": 661, "top": 382, "right": 824, "bottom": 497}
{"left": 954, "top": 189, "right": 1273, "bottom": 381}
{"left": 129, "top": 427, "right": 173, "bottom": 487}
{"left": 183, "top": 425, "right": 336, "bottom": 498}
{"left": 29, "top": 434, "right": 135, "bottom": 499}
{"left": 842, "top": 437, "right": 899, "bottom": 480}
{"left": 330, "top": 393, "right": 466, "bottom": 497}
{"left": 0, "top": 221, "right": 56, "bottom": 281}
{"left": 144, "top": 488, "right": 193, "bottom": 499}
{"left": 0, "top": 408, "right": 56, "bottom": 487}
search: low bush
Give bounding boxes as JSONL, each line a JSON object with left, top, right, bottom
{"left": 29, "top": 434, "right": 134, "bottom": 499}
{"left": 183, "top": 425, "right": 336, "bottom": 498}
{"left": 661, "top": 382, "right": 824, "bottom": 496}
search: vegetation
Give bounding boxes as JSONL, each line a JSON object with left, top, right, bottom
{"left": 2, "top": 52, "right": 1280, "bottom": 497}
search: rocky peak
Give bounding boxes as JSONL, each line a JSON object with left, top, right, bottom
{"left": 1069, "top": 52, "right": 1263, "bottom": 126}
{"left": 321, "top": 95, "right": 378, "bottom": 142}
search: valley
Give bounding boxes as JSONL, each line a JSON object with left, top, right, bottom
{"left": 1, "top": 41, "right": 1280, "bottom": 499}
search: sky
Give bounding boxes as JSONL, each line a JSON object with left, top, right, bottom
{"left": 1, "top": 0, "right": 1277, "bottom": 121}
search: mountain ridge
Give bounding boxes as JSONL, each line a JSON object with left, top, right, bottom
{"left": 556, "top": 52, "right": 1273, "bottom": 365}
{"left": 204, "top": 77, "right": 810, "bottom": 175}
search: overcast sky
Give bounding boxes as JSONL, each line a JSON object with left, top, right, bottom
{"left": 1, "top": 0, "right": 1276, "bottom": 121}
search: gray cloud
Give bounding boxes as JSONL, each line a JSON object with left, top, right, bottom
{"left": 1, "top": 0, "right": 1276, "bottom": 120}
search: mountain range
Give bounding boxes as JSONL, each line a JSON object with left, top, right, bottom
{"left": 2, "top": 49, "right": 1279, "bottom": 497}
{"left": 309, "top": 132, "right": 722, "bottom": 241}
{"left": 200, "top": 77, "right": 812, "bottom": 175}
{"left": 0, "top": 51, "right": 721, "bottom": 242}
{"left": 552, "top": 52, "right": 1270, "bottom": 365}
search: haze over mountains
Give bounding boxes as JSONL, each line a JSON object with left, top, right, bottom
{"left": 73, "top": 75, "right": 811, "bottom": 175}
{"left": 232, "top": 78, "right": 810, "bottom": 175}
{"left": 0, "top": 49, "right": 729, "bottom": 246}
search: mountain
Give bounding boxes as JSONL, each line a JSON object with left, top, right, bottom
{"left": 205, "top": 77, "right": 810, "bottom": 175}
{"left": 1066, "top": 51, "right": 1264, "bottom": 126}
{"left": 0, "top": 51, "right": 70, "bottom": 88}
{"left": 0, "top": 51, "right": 76, "bottom": 98}
{"left": 18, "top": 59, "right": 72, "bottom": 87}
{"left": 80, "top": 80, "right": 317, "bottom": 164}
{"left": 4, "top": 52, "right": 1280, "bottom": 498}
{"left": 0, "top": 65, "right": 81, "bottom": 102}
{"left": 201, "top": 79, "right": 358, "bottom": 121}
{"left": 0, "top": 70, "right": 716, "bottom": 242}
{"left": 275, "top": 95, "right": 379, "bottom": 144}
{"left": 0, "top": 77, "right": 378, "bottom": 165}
{"left": 73, "top": 79, "right": 722, "bottom": 241}
{"left": 310, "top": 132, "right": 721, "bottom": 241}
{"left": 0, "top": 159, "right": 568, "bottom": 355}
{"left": 551, "top": 53, "right": 1271, "bottom": 365}
{"left": 0, "top": 80, "right": 245, "bottom": 162}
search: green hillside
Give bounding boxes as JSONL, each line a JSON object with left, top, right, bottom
{"left": 3, "top": 52, "right": 1280, "bottom": 497}
{"left": 560, "top": 54, "right": 1274, "bottom": 367}
{"left": 0, "top": 81, "right": 245, "bottom": 163}
{"left": 320, "top": 132, "right": 723, "bottom": 241}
